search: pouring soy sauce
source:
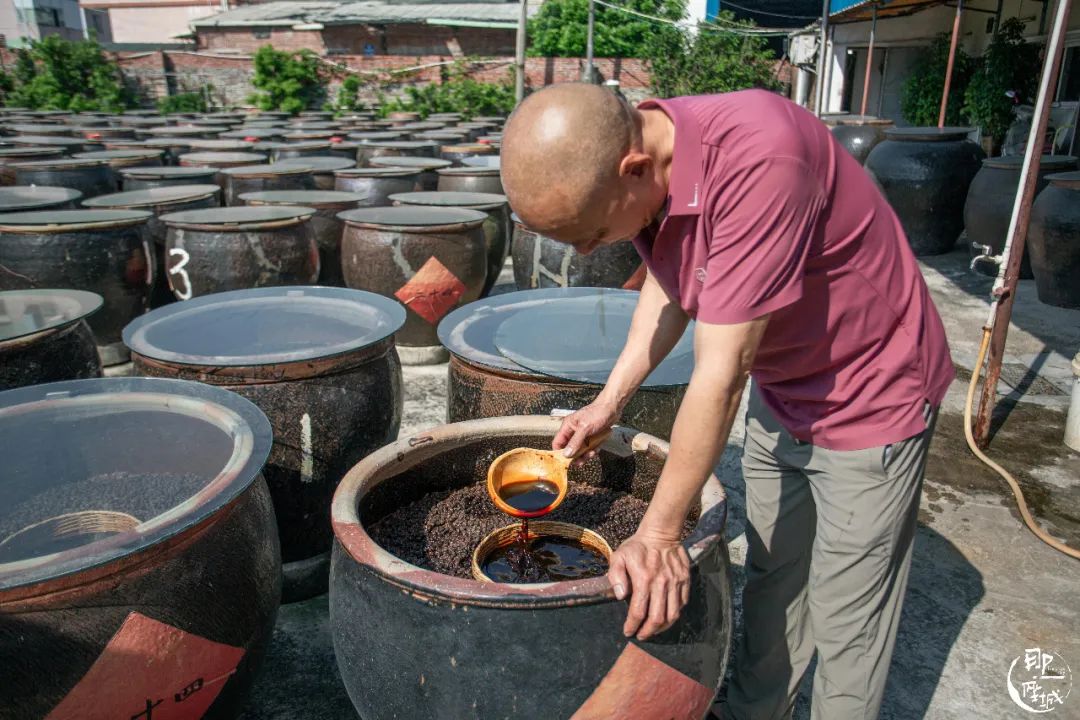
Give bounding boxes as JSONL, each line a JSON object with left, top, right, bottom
{"left": 482, "top": 430, "right": 611, "bottom": 582}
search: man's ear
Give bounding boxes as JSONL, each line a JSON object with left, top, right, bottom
{"left": 619, "top": 152, "right": 653, "bottom": 179}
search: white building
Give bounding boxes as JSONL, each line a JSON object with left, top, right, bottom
{"left": 818, "top": 0, "right": 1080, "bottom": 124}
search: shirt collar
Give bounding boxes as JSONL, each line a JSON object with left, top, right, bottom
{"left": 637, "top": 97, "right": 704, "bottom": 217}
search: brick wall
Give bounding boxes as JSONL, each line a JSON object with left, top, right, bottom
{"left": 196, "top": 24, "right": 520, "bottom": 57}
{"left": 95, "top": 50, "right": 655, "bottom": 107}
{"left": 0, "top": 46, "right": 788, "bottom": 109}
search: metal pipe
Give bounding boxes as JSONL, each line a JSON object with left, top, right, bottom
{"left": 938, "top": 0, "right": 964, "bottom": 128}
{"left": 584, "top": 0, "right": 595, "bottom": 83}
{"left": 814, "top": 0, "right": 830, "bottom": 117}
{"left": 973, "top": 0, "right": 1073, "bottom": 447}
{"left": 860, "top": 3, "right": 878, "bottom": 117}
{"left": 992, "top": 0, "right": 1003, "bottom": 34}
{"left": 877, "top": 46, "right": 889, "bottom": 116}
{"left": 514, "top": 0, "right": 528, "bottom": 104}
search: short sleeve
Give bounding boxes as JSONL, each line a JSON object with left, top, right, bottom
{"left": 696, "top": 157, "right": 825, "bottom": 325}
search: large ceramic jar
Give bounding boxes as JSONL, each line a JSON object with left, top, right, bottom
{"left": 126, "top": 287, "right": 404, "bottom": 602}
{"left": 73, "top": 148, "right": 165, "bottom": 182}
{"left": 391, "top": 191, "right": 510, "bottom": 297}
{"left": 329, "top": 415, "right": 731, "bottom": 720}
{"left": 333, "top": 167, "right": 421, "bottom": 206}
{"left": 9, "top": 158, "right": 115, "bottom": 199}
{"left": 219, "top": 163, "right": 315, "bottom": 206}
{"left": 437, "top": 161, "right": 503, "bottom": 195}
{"left": 356, "top": 140, "right": 439, "bottom": 167}
{"left": 865, "top": 127, "right": 985, "bottom": 255}
{"left": 83, "top": 185, "right": 222, "bottom": 309}
{"left": 275, "top": 156, "right": 355, "bottom": 191}
{"left": 0, "top": 289, "right": 102, "bottom": 390}
{"left": 511, "top": 213, "right": 643, "bottom": 289}
{"left": 1029, "top": 171, "right": 1080, "bottom": 309}
{"left": 0, "top": 185, "right": 82, "bottom": 212}
{"left": 0, "top": 209, "right": 153, "bottom": 366}
{"left": 159, "top": 206, "right": 318, "bottom": 300}
{"left": 0, "top": 147, "right": 64, "bottom": 183}
{"left": 440, "top": 143, "right": 496, "bottom": 166}
{"left": 241, "top": 190, "right": 366, "bottom": 287}
{"left": 826, "top": 115, "right": 893, "bottom": 165}
{"left": 338, "top": 206, "right": 487, "bottom": 364}
{"left": 369, "top": 156, "right": 451, "bottom": 191}
{"left": 439, "top": 288, "right": 689, "bottom": 439}
{"left": 178, "top": 151, "right": 267, "bottom": 170}
{"left": 0, "top": 376, "right": 279, "bottom": 720}
{"left": 120, "top": 165, "right": 221, "bottom": 191}
{"left": 963, "top": 155, "right": 1077, "bottom": 278}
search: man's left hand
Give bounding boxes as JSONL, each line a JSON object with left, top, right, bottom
{"left": 607, "top": 528, "right": 691, "bottom": 641}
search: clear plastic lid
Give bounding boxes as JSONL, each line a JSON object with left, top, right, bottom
{"left": 369, "top": 157, "right": 452, "bottom": 170}
{"left": 276, "top": 157, "right": 355, "bottom": 172}
{"left": 239, "top": 190, "right": 364, "bottom": 206}
{"left": 0, "top": 376, "right": 272, "bottom": 592}
{"left": 0, "top": 289, "right": 103, "bottom": 342}
{"left": 492, "top": 289, "right": 694, "bottom": 387}
{"left": 337, "top": 205, "right": 487, "bottom": 228}
{"left": 123, "top": 286, "right": 406, "bottom": 366}
{"left": 120, "top": 166, "right": 219, "bottom": 179}
{"left": 159, "top": 205, "right": 315, "bottom": 228}
{"left": 0, "top": 186, "right": 82, "bottom": 211}
{"left": 390, "top": 191, "right": 507, "bottom": 209}
{"left": 438, "top": 288, "right": 601, "bottom": 371}
{"left": 884, "top": 127, "right": 974, "bottom": 142}
{"left": 220, "top": 163, "right": 311, "bottom": 177}
{"left": 0, "top": 209, "right": 152, "bottom": 230}
{"left": 82, "top": 185, "right": 220, "bottom": 208}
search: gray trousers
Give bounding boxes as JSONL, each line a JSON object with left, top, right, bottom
{"left": 725, "top": 389, "right": 937, "bottom": 720}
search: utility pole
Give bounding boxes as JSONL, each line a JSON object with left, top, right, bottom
{"left": 515, "top": 0, "right": 528, "bottom": 103}
{"left": 584, "top": 0, "right": 595, "bottom": 83}
{"left": 814, "top": 0, "right": 830, "bottom": 117}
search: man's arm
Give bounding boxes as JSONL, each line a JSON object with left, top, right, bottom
{"left": 553, "top": 268, "right": 689, "bottom": 456}
{"left": 609, "top": 314, "right": 769, "bottom": 640}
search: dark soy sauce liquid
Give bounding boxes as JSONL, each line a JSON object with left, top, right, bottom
{"left": 481, "top": 536, "right": 609, "bottom": 584}
{"left": 498, "top": 479, "right": 559, "bottom": 514}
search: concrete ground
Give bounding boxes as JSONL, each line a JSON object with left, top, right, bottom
{"left": 240, "top": 248, "right": 1080, "bottom": 720}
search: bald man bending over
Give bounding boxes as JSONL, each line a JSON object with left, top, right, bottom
{"left": 501, "top": 84, "right": 953, "bottom": 720}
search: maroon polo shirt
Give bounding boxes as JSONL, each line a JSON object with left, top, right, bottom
{"left": 631, "top": 90, "right": 954, "bottom": 451}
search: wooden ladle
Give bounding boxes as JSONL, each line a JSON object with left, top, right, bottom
{"left": 486, "top": 430, "right": 611, "bottom": 518}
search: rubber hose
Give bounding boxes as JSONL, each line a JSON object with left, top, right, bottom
{"left": 964, "top": 326, "right": 1080, "bottom": 560}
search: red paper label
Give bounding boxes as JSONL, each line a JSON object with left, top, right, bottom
{"left": 395, "top": 256, "right": 466, "bottom": 325}
{"left": 45, "top": 611, "right": 245, "bottom": 720}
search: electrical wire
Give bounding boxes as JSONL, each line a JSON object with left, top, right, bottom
{"left": 716, "top": 0, "right": 820, "bottom": 20}
{"left": 964, "top": 327, "right": 1080, "bottom": 560}
{"left": 592, "top": 0, "right": 794, "bottom": 36}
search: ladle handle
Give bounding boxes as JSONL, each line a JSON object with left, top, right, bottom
{"left": 564, "top": 429, "right": 612, "bottom": 463}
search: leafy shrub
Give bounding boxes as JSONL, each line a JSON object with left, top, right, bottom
{"left": 9, "top": 35, "right": 133, "bottom": 112}
{"left": 647, "top": 13, "right": 779, "bottom": 98}
{"left": 379, "top": 65, "right": 515, "bottom": 119}
{"left": 158, "top": 91, "right": 209, "bottom": 114}
{"left": 962, "top": 19, "right": 1042, "bottom": 146}
{"left": 901, "top": 32, "right": 974, "bottom": 127}
{"left": 528, "top": 0, "right": 685, "bottom": 58}
{"left": 248, "top": 46, "right": 325, "bottom": 114}
{"left": 326, "top": 75, "right": 366, "bottom": 116}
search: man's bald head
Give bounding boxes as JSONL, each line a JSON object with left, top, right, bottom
{"left": 501, "top": 83, "right": 639, "bottom": 235}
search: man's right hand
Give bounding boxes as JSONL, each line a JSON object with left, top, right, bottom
{"left": 552, "top": 398, "right": 621, "bottom": 463}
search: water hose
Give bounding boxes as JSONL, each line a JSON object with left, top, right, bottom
{"left": 964, "top": 326, "right": 1080, "bottom": 560}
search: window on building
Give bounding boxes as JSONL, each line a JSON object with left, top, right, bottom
{"left": 253, "top": 29, "right": 270, "bottom": 39}
{"left": 34, "top": 6, "right": 62, "bottom": 26}
{"left": 1059, "top": 45, "right": 1080, "bottom": 102}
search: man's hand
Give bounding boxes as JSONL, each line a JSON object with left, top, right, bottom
{"left": 608, "top": 527, "right": 691, "bottom": 640}
{"left": 552, "top": 398, "right": 621, "bottom": 463}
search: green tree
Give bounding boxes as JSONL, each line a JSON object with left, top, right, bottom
{"left": 248, "top": 45, "right": 325, "bottom": 114}
{"left": 158, "top": 90, "right": 209, "bottom": 114}
{"left": 9, "top": 35, "right": 133, "bottom": 112}
{"left": 326, "top": 75, "right": 367, "bottom": 116}
{"left": 962, "top": 18, "right": 1042, "bottom": 146}
{"left": 647, "top": 13, "right": 779, "bottom": 98}
{"left": 901, "top": 32, "right": 974, "bottom": 127}
{"left": 528, "top": 0, "right": 685, "bottom": 57}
